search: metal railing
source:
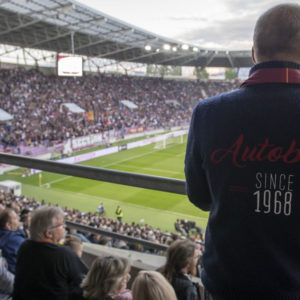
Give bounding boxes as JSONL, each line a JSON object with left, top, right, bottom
{"left": 66, "top": 221, "right": 169, "bottom": 251}
{"left": 0, "top": 153, "right": 186, "bottom": 195}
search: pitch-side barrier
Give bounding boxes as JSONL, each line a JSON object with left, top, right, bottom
{"left": 66, "top": 220, "right": 169, "bottom": 251}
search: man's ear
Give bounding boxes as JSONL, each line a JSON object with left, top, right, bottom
{"left": 5, "top": 222, "right": 11, "bottom": 230}
{"left": 44, "top": 229, "right": 53, "bottom": 239}
{"left": 252, "top": 46, "right": 257, "bottom": 64}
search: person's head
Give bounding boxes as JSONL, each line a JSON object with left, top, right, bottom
{"left": 64, "top": 234, "right": 83, "bottom": 258}
{"left": 161, "top": 239, "right": 197, "bottom": 282}
{"left": 30, "top": 206, "right": 65, "bottom": 244}
{"left": 20, "top": 210, "right": 31, "bottom": 227}
{"left": 81, "top": 256, "right": 130, "bottom": 300}
{"left": 252, "top": 3, "right": 300, "bottom": 64}
{"left": 132, "top": 271, "right": 177, "bottom": 300}
{"left": 0, "top": 208, "right": 20, "bottom": 231}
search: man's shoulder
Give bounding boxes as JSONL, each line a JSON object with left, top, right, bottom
{"left": 0, "top": 230, "right": 25, "bottom": 244}
{"left": 58, "top": 245, "right": 82, "bottom": 261}
{"left": 20, "top": 240, "right": 67, "bottom": 253}
{"left": 195, "top": 88, "right": 243, "bottom": 110}
{"left": 0, "top": 229, "right": 10, "bottom": 245}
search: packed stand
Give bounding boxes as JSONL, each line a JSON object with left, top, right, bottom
{"left": 0, "top": 67, "right": 240, "bottom": 149}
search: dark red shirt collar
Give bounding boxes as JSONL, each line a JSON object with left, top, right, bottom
{"left": 240, "top": 61, "right": 300, "bottom": 88}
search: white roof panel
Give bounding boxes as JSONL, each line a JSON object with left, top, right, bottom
{"left": 0, "top": 109, "right": 13, "bottom": 121}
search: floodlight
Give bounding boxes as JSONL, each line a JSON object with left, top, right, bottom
{"left": 145, "top": 45, "right": 152, "bottom": 51}
{"left": 172, "top": 46, "right": 177, "bottom": 52}
{"left": 182, "top": 44, "right": 189, "bottom": 50}
{"left": 163, "top": 44, "right": 171, "bottom": 50}
{"left": 193, "top": 47, "right": 199, "bottom": 52}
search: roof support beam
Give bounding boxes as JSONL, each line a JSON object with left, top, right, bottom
{"left": 203, "top": 52, "right": 217, "bottom": 67}
{"left": 154, "top": 52, "right": 195, "bottom": 65}
{"left": 226, "top": 52, "right": 234, "bottom": 68}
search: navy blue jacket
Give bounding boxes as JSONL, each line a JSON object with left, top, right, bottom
{"left": 185, "top": 61, "right": 300, "bottom": 299}
{"left": 0, "top": 229, "right": 25, "bottom": 274}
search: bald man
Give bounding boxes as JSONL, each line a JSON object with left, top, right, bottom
{"left": 185, "top": 3, "right": 300, "bottom": 299}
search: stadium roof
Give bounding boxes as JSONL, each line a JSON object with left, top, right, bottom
{"left": 0, "top": 0, "right": 253, "bottom": 68}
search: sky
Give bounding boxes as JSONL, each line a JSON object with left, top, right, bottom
{"left": 76, "top": 0, "right": 299, "bottom": 51}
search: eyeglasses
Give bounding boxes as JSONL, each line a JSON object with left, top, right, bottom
{"left": 49, "top": 221, "right": 66, "bottom": 230}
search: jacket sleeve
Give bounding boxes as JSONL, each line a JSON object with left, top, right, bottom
{"left": 6, "top": 232, "right": 25, "bottom": 274}
{"left": 0, "top": 258, "right": 14, "bottom": 294}
{"left": 185, "top": 285, "right": 200, "bottom": 300}
{"left": 185, "top": 106, "right": 212, "bottom": 211}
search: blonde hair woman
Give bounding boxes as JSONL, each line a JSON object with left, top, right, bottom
{"left": 81, "top": 256, "right": 131, "bottom": 300}
{"left": 132, "top": 271, "right": 177, "bottom": 300}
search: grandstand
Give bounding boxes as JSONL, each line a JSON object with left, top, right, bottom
{"left": 0, "top": 1, "right": 252, "bottom": 298}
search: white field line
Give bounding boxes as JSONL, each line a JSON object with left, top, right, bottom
{"left": 41, "top": 176, "right": 72, "bottom": 187}
{"left": 176, "top": 152, "right": 186, "bottom": 157}
{"left": 119, "top": 164, "right": 182, "bottom": 175}
{"left": 44, "top": 148, "right": 161, "bottom": 186}
{"left": 38, "top": 185, "right": 208, "bottom": 222}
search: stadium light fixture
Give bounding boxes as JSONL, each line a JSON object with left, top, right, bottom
{"left": 94, "top": 18, "right": 107, "bottom": 25}
{"left": 182, "top": 44, "right": 189, "bottom": 50}
{"left": 156, "top": 49, "right": 160, "bottom": 52}
{"left": 193, "top": 47, "right": 199, "bottom": 52}
{"left": 60, "top": 4, "right": 73, "bottom": 13}
{"left": 172, "top": 46, "right": 177, "bottom": 52}
{"left": 163, "top": 44, "right": 171, "bottom": 50}
{"left": 145, "top": 45, "right": 152, "bottom": 51}
{"left": 122, "top": 28, "right": 134, "bottom": 34}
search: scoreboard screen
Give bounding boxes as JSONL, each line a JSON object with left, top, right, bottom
{"left": 57, "top": 55, "right": 83, "bottom": 77}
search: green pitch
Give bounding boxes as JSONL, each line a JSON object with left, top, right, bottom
{"left": 1, "top": 136, "right": 209, "bottom": 232}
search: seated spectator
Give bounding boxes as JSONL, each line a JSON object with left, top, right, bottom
{"left": 64, "top": 234, "right": 84, "bottom": 258}
{"left": 81, "top": 256, "right": 132, "bottom": 300}
{"left": 13, "top": 206, "right": 88, "bottom": 300}
{"left": 0, "top": 256, "right": 14, "bottom": 300}
{"left": 19, "top": 210, "right": 31, "bottom": 238}
{"left": 132, "top": 270, "right": 177, "bottom": 300}
{"left": 68, "top": 228, "right": 90, "bottom": 243}
{"left": 161, "top": 239, "right": 200, "bottom": 300}
{"left": 0, "top": 208, "right": 25, "bottom": 273}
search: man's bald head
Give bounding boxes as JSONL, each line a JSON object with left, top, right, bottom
{"left": 253, "top": 3, "right": 300, "bottom": 63}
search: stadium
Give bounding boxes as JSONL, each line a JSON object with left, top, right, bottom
{"left": 0, "top": 0, "right": 252, "bottom": 232}
{"left": 1, "top": 0, "right": 299, "bottom": 299}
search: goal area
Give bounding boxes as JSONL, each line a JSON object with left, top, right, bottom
{"left": 154, "top": 132, "right": 184, "bottom": 149}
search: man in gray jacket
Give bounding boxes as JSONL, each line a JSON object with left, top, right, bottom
{"left": 0, "top": 256, "right": 14, "bottom": 299}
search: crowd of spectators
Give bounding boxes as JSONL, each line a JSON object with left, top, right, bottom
{"left": 0, "top": 67, "right": 240, "bottom": 149}
{"left": 0, "top": 192, "right": 204, "bottom": 299}
{"left": 0, "top": 192, "right": 204, "bottom": 254}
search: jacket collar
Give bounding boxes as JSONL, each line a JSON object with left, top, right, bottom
{"left": 240, "top": 61, "right": 300, "bottom": 88}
